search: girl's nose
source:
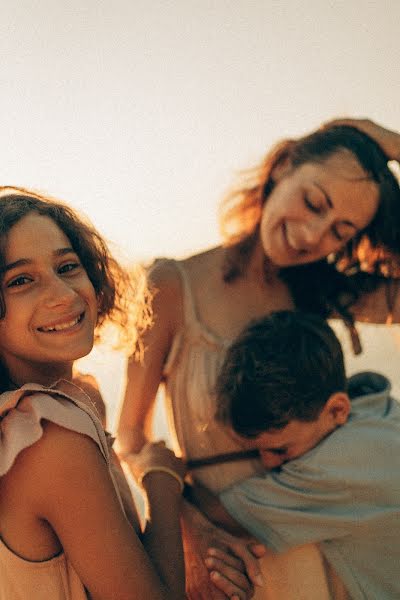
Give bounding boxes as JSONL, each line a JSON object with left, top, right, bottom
{"left": 42, "top": 276, "right": 77, "bottom": 308}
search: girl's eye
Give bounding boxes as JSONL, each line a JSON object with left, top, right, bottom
{"left": 304, "top": 196, "right": 321, "bottom": 213}
{"left": 58, "top": 262, "right": 80, "bottom": 274}
{"left": 7, "top": 275, "right": 31, "bottom": 288}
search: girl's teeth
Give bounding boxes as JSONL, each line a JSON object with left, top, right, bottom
{"left": 42, "top": 316, "right": 80, "bottom": 332}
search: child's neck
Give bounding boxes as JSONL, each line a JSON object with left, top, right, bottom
{"left": 8, "top": 362, "right": 74, "bottom": 389}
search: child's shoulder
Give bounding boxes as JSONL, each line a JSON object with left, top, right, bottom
{"left": 0, "top": 384, "right": 107, "bottom": 478}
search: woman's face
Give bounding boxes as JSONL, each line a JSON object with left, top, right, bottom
{"left": 0, "top": 212, "right": 98, "bottom": 385}
{"left": 260, "top": 151, "right": 380, "bottom": 266}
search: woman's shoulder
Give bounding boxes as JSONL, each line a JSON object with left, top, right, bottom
{"left": 148, "top": 247, "right": 223, "bottom": 291}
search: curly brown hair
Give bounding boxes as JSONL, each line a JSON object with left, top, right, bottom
{"left": 0, "top": 186, "right": 152, "bottom": 353}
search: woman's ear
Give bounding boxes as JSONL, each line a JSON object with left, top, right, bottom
{"left": 324, "top": 392, "right": 351, "bottom": 426}
{"left": 270, "top": 156, "right": 293, "bottom": 183}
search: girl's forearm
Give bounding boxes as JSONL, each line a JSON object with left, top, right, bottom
{"left": 141, "top": 474, "right": 185, "bottom": 600}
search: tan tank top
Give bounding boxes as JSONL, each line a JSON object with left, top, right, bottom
{"left": 159, "top": 259, "right": 351, "bottom": 600}
{"left": 0, "top": 380, "right": 121, "bottom": 600}
{"left": 159, "top": 258, "right": 264, "bottom": 493}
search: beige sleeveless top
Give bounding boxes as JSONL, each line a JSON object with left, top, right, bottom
{"left": 0, "top": 380, "right": 120, "bottom": 600}
{"left": 160, "top": 259, "right": 351, "bottom": 599}
{"left": 160, "top": 258, "right": 263, "bottom": 493}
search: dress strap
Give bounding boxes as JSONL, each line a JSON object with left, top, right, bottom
{"left": 172, "top": 260, "right": 200, "bottom": 326}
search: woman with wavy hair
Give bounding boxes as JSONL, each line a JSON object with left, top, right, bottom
{"left": 117, "top": 119, "right": 400, "bottom": 599}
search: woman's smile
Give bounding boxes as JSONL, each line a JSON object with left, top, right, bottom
{"left": 260, "top": 152, "right": 379, "bottom": 266}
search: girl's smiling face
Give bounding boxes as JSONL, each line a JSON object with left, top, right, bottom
{"left": 0, "top": 212, "right": 98, "bottom": 385}
{"left": 260, "top": 151, "right": 379, "bottom": 266}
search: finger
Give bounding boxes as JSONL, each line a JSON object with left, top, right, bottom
{"left": 205, "top": 555, "right": 252, "bottom": 592}
{"left": 224, "top": 539, "right": 264, "bottom": 587}
{"left": 209, "top": 570, "right": 250, "bottom": 600}
{"left": 248, "top": 542, "right": 267, "bottom": 558}
{"left": 207, "top": 547, "right": 244, "bottom": 570}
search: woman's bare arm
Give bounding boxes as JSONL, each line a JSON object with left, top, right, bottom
{"left": 116, "top": 260, "right": 183, "bottom": 455}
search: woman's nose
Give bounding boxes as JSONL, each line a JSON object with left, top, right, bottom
{"left": 292, "top": 218, "right": 329, "bottom": 250}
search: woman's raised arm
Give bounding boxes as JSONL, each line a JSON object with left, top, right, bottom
{"left": 323, "top": 117, "right": 400, "bottom": 161}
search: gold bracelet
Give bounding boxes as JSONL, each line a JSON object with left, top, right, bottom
{"left": 138, "top": 466, "right": 184, "bottom": 493}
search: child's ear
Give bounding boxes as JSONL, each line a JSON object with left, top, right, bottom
{"left": 324, "top": 392, "right": 351, "bottom": 426}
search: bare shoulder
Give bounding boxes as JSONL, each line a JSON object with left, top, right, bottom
{"left": 182, "top": 246, "right": 224, "bottom": 282}
{"left": 148, "top": 257, "right": 183, "bottom": 293}
{"left": 15, "top": 421, "right": 105, "bottom": 478}
{"left": 146, "top": 248, "right": 223, "bottom": 333}
{"left": 11, "top": 421, "right": 106, "bottom": 500}
{"left": 146, "top": 259, "right": 185, "bottom": 334}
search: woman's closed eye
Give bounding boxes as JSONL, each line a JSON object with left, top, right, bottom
{"left": 304, "top": 195, "right": 323, "bottom": 213}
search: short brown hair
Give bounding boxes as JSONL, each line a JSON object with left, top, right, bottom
{"left": 216, "top": 310, "right": 346, "bottom": 437}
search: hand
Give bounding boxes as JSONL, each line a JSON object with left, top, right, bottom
{"left": 322, "top": 117, "right": 400, "bottom": 161}
{"left": 181, "top": 502, "right": 265, "bottom": 599}
{"left": 205, "top": 544, "right": 266, "bottom": 600}
{"left": 124, "top": 441, "right": 186, "bottom": 486}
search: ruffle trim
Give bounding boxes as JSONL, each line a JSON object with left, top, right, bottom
{"left": 0, "top": 380, "right": 112, "bottom": 477}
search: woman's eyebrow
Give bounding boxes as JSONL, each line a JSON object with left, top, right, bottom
{"left": 2, "top": 247, "right": 75, "bottom": 273}
{"left": 313, "top": 182, "right": 357, "bottom": 229}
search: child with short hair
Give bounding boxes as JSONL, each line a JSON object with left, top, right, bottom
{"left": 213, "top": 310, "right": 400, "bottom": 599}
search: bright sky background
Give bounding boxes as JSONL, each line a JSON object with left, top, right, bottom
{"left": 1, "top": 1, "right": 400, "bottom": 425}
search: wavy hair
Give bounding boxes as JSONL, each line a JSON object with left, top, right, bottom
{"left": 219, "top": 125, "right": 400, "bottom": 281}
{"left": 0, "top": 187, "right": 152, "bottom": 354}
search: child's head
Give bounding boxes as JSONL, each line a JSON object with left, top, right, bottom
{"left": 216, "top": 310, "right": 350, "bottom": 468}
{"left": 0, "top": 187, "right": 147, "bottom": 388}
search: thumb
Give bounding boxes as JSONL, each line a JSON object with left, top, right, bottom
{"left": 248, "top": 542, "right": 267, "bottom": 558}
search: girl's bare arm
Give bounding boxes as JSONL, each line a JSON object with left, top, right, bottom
{"left": 20, "top": 421, "right": 185, "bottom": 600}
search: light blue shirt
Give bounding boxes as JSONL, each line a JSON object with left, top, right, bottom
{"left": 220, "top": 372, "right": 400, "bottom": 600}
